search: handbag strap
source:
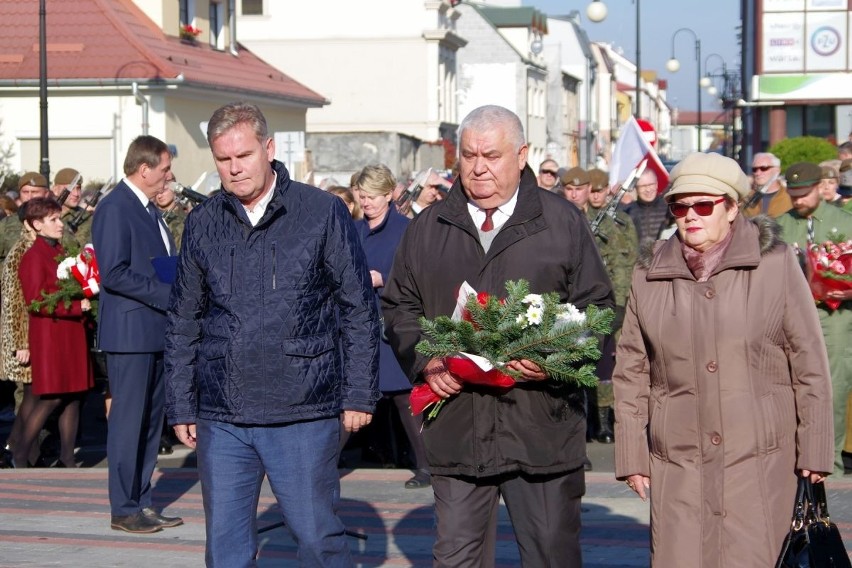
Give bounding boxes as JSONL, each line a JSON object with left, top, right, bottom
{"left": 811, "top": 479, "right": 831, "bottom": 522}
{"left": 790, "top": 477, "right": 808, "bottom": 529}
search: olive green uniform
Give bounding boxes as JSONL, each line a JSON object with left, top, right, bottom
{"left": 161, "top": 204, "right": 187, "bottom": 251}
{"left": 586, "top": 206, "right": 638, "bottom": 409}
{"left": 776, "top": 201, "right": 852, "bottom": 474}
{"left": 0, "top": 215, "right": 22, "bottom": 264}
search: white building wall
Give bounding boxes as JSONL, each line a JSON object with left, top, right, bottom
{"left": 238, "top": 0, "right": 462, "bottom": 142}
{"left": 0, "top": 91, "right": 163, "bottom": 182}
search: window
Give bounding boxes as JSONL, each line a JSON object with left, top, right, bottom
{"left": 210, "top": 1, "right": 224, "bottom": 49}
{"left": 179, "top": 0, "right": 195, "bottom": 25}
{"left": 242, "top": 0, "right": 262, "bottom": 15}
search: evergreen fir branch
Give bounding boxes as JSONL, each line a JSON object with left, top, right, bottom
{"left": 414, "top": 279, "right": 614, "bottom": 389}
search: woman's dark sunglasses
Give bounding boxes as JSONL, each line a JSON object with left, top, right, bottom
{"left": 539, "top": 169, "right": 558, "bottom": 176}
{"left": 668, "top": 198, "right": 725, "bottom": 218}
{"left": 752, "top": 165, "right": 773, "bottom": 172}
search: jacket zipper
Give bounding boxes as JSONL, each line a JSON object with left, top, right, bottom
{"left": 271, "top": 241, "right": 277, "bottom": 290}
{"left": 229, "top": 246, "right": 236, "bottom": 292}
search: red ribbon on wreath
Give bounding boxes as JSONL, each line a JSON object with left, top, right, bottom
{"left": 69, "top": 245, "right": 100, "bottom": 298}
{"left": 409, "top": 355, "right": 516, "bottom": 416}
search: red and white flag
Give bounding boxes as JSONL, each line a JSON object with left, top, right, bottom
{"left": 608, "top": 116, "right": 669, "bottom": 193}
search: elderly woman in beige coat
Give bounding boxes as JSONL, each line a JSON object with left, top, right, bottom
{"left": 614, "top": 152, "right": 834, "bottom": 567}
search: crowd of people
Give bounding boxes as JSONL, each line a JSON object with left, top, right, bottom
{"left": 0, "top": 101, "right": 847, "bottom": 566}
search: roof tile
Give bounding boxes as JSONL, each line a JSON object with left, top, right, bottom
{"left": 0, "top": 0, "right": 327, "bottom": 106}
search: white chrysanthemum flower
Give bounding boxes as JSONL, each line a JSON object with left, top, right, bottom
{"left": 522, "top": 293, "right": 544, "bottom": 308}
{"left": 555, "top": 303, "right": 586, "bottom": 326}
{"left": 516, "top": 313, "right": 528, "bottom": 327}
{"left": 526, "top": 305, "right": 543, "bottom": 325}
{"left": 57, "top": 257, "right": 76, "bottom": 280}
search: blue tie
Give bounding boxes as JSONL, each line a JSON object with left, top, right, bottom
{"left": 146, "top": 202, "right": 160, "bottom": 229}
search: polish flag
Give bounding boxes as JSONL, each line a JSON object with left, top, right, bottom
{"left": 608, "top": 116, "right": 670, "bottom": 193}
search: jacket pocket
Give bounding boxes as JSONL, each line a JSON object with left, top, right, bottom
{"left": 648, "top": 396, "right": 667, "bottom": 460}
{"left": 281, "top": 332, "right": 337, "bottom": 391}
{"left": 760, "top": 393, "right": 780, "bottom": 452}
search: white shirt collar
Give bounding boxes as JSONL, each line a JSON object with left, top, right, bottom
{"left": 124, "top": 177, "right": 152, "bottom": 208}
{"left": 466, "top": 186, "right": 519, "bottom": 231}
{"left": 243, "top": 171, "right": 277, "bottom": 226}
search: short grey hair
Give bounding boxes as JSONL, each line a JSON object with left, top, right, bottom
{"left": 752, "top": 152, "right": 780, "bottom": 167}
{"left": 207, "top": 102, "right": 269, "bottom": 145}
{"left": 457, "top": 105, "right": 526, "bottom": 153}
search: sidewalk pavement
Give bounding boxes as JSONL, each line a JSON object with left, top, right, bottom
{"left": 1, "top": 441, "right": 852, "bottom": 567}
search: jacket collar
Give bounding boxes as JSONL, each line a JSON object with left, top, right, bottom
{"left": 221, "top": 160, "right": 290, "bottom": 228}
{"left": 645, "top": 214, "right": 776, "bottom": 281}
{"left": 438, "top": 164, "right": 544, "bottom": 234}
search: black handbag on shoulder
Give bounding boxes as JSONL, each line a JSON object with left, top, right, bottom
{"left": 776, "top": 477, "right": 852, "bottom": 568}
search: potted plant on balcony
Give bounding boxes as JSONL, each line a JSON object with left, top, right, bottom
{"left": 179, "top": 24, "right": 202, "bottom": 44}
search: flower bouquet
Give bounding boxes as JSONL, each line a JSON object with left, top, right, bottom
{"left": 29, "top": 242, "right": 100, "bottom": 318}
{"left": 411, "top": 279, "right": 613, "bottom": 420}
{"left": 805, "top": 236, "right": 852, "bottom": 311}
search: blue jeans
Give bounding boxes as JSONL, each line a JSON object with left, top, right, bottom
{"left": 196, "top": 417, "right": 351, "bottom": 568}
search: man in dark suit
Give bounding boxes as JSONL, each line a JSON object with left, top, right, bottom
{"left": 92, "top": 135, "right": 182, "bottom": 534}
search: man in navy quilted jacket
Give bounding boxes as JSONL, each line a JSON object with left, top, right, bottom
{"left": 164, "top": 102, "right": 380, "bottom": 567}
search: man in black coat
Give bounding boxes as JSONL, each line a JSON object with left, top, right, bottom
{"left": 382, "top": 105, "right": 614, "bottom": 567}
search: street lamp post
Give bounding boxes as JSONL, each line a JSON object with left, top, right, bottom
{"left": 39, "top": 0, "right": 50, "bottom": 180}
{"left": 666, "top": 28, "right": 702, "bottom": 152}
{"left": 586, "top": 0, "right": 641, "bottom": 117}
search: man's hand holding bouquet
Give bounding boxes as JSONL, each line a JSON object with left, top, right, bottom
{"left": 411, "top": 279, "right": 613, "bottom": 421}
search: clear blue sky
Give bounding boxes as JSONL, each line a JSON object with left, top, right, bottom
{"left": 521, "top": 0, "right": 741, "bottom": 114}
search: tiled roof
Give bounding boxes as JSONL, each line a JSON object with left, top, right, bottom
{"left": 0, "top": 0, "right": 327, "bottom": 107}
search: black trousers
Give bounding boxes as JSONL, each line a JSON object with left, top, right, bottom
{"left": 432, "top": 467, "right": 584, "bottom": 567}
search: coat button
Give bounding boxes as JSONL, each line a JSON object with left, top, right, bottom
{"left": 711, "top": 434, "right": 722, "bottom": 445}
{"left": 477, "top": 465, "right": 485, "bottom": 472}
{"left": 706, "top": 361, "right": 718, "bottom": 372}
{"left": 704, "top": 289, "right": 716, "bottom": 299}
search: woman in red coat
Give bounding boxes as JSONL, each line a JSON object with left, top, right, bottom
{"left": 14, "top": 198, "right": 93, "bottom": 468}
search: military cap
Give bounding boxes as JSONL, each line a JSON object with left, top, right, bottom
{"left": 588, "top": 168, "right": 609, "bottom": 191}
{"left": 560, "top": 167, "right": 590, "bottom": 187}
{"left": 54, "top": 167, "right": 82, "bottom": 187}
{"left": 17, "top": 172, "right": 48, "bottom": 191}
{"left": 785, "top": 162, "right": 822, "bottom": 197}
{"left": 665, "top": 152, "right": 749, "bottom": 201}
{"left": 821, "top": 165, "right": 839, "bottom": 180}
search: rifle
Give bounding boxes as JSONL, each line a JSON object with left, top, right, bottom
{"left": 740, "top": 173, "right": 779, "bottom": 210}
{"left": 68, "top": 176, "right": 113, "bottom": 233}
{"left": 55, "top": 173, "right": 82, "bottom": 206}
{"left": 590, "top": 160, "right": 648, "bottom": 243}
{"left": 0, "top": 174, "right": 6, "bottom": 192}
{"left": 395, "top": 168, "right": 431, "bottom": 217}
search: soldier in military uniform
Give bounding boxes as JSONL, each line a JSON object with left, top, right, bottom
{"left": 154, "top": 184, "right": 187, "bottom": 250}
{"left": 562, "top": 167, "right": 638, "bottom": 447}
{"left": 0, "top": 173, "right": 50, "bottom": 264}
{"left": 51, "top": 168, "right": 94, "bottom": 247}
{"left": 776, "top": 162, "right": 852, "bottom": 475}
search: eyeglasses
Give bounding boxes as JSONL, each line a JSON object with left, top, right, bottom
{"left": 752, "top": 165, "right": 774, "bottom": 173}
{"left": 539, "top": 169, "right": 558, "bottom": 176}
{"left": 668, "top": 198, "right": 726, "bottom": 218}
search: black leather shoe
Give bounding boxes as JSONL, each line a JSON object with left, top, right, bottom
{"left": 583, "top": 457, "right": 593, "bottom": 472}
{"left": 158, "top": 436, "right": 173, "bottom": 455}
{"left": 141, "top": 507, "right": 183, "bottom": 528}
{"left": 404, "top": 469, "right": 431, "bottom": 489}
{"left": 111, "top": 512, "right": 163, "bottom": 533}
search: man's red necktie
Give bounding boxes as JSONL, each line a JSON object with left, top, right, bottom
{"left": 481, "top": 208, "right": 497, "bottom": 232}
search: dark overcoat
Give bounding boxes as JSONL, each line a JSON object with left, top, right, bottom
{"left": 382, "top": 166, "right": 614, "bottom": 477}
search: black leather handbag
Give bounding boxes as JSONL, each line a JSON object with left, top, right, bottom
{"left": 776, "top": 477, "right": 852, "bottom": 568}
